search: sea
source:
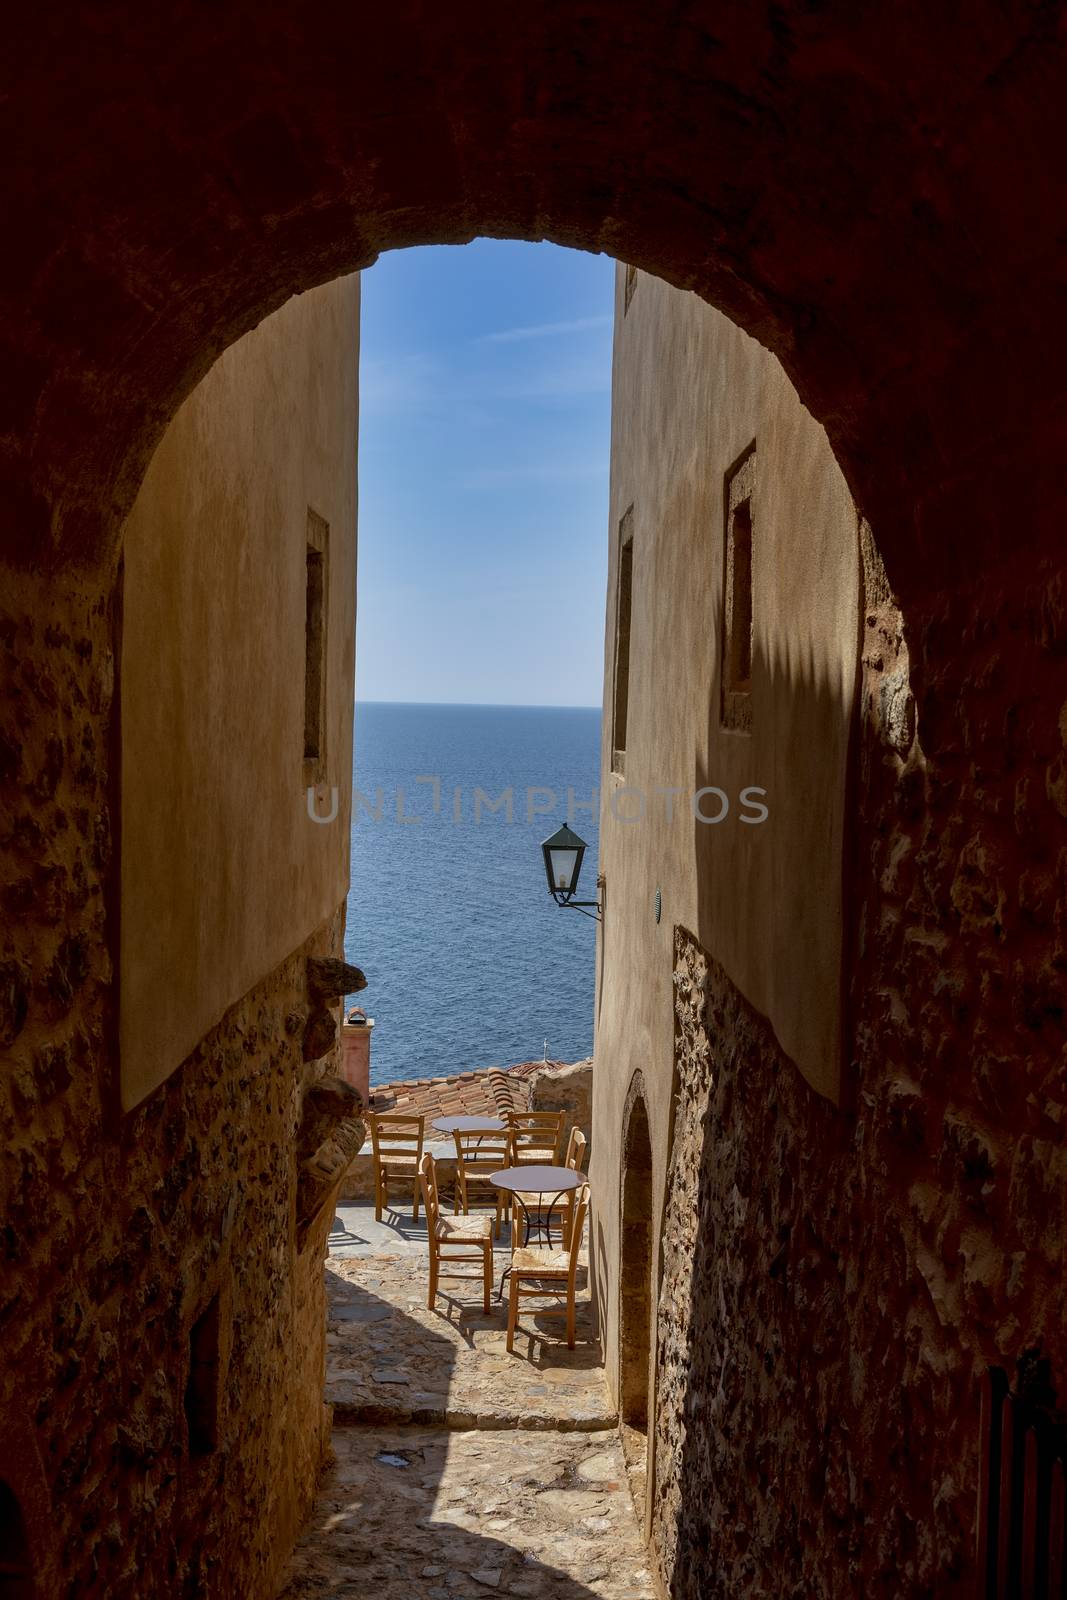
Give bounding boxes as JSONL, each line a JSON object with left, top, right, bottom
{"left": 343, "top": 702, "right": 601, "bottom": 1088}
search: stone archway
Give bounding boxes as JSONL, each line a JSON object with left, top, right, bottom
{"left": 2, "top": 5, "right": 1065, "bottom": 598}
{"left": 619, "top": 1073, "right": 655, "bottom": 1521}
{"left": 1, "top": 9, "right": 1066, "bottom": 1596}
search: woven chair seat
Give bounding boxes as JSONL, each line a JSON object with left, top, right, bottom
{"left": 439, "top": 1215, "right": 494, "bottom": 1241}
{"left": 511, "top": 1246, "right": 570, "bottom": 1275}
{"left": 506, "top": 1183, "right": 590, "bottom": 1353}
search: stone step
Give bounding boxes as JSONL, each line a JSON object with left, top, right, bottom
{"left": 331, "top": 1398, "right": 618, "bottom": 1431}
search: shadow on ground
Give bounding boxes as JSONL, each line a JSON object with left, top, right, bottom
{"left": 278, "top": 1204, "right": 652, "bottom": 1599}
{"left": 322, "top": 1209, "right": 613, "bottom": 1429}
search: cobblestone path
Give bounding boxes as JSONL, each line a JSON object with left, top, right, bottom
{"left": 278, "top": 1207, "right": 655, "bottom": 1600}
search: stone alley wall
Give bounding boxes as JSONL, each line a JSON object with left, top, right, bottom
{"left": 651, "top": 550, "right": 1067, "bottom": 1596}
{"left": 0, "top": 573, "right": 351, "bottom": 1597}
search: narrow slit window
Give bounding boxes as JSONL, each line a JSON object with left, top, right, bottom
{"left": 624, "top": 263, "right": 638, "bottom": 311}
{"left": 727, "top": 499, "right": 753, "bottom": 689}
{"left": 612, "top": 509, "right": 634, "bottom": 775}
{"left": 304, "top": 509, "right": 329, "bottom": 767}
{"left": 721, "top": 448, "right": 755, "bottom": 732}
{"left": 184, "top": 1292, "right": 222, "bottom": 1456}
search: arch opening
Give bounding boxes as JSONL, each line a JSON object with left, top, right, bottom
{"left": 619, "top": 1084, "right": 654, "bottom": 1522}
{"left": 3, "top": 13, "right": 1067, "bottom": 1595}
{"left": 0, "top": 1482, "right": 34, "bottom": 1600}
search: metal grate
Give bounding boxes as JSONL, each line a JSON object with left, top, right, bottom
{"left": 979, "top": 1360, "right": 1067, "bottom": 1598}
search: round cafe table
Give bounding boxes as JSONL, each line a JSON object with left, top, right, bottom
{"left": 490, "top": 1165, "right": 583, "bottom": 1249}
{"left": 430, "top": 1114, "right": 506, "bottom": 1137}
{"left": 491, "top": 1165, "right": 584, "bottom": 1299}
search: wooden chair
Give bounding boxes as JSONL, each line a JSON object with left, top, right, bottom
{"left": 509, "top": 1125, "right": 588, "bottom": 1249}
{"left": 507, "top": 1184, "right": 590, "bottom": 1351}
{"left": 560, "top": 1127, "right": 588, "bottom": 1247}
{"left": 507, "top": 1109, "right": 565, "bottom": 1166}
{"left": 369, "top": 1112, "right": 424, "bottom": 1222}
{"left": 419, "top": 1153, "right": 493, "bottom": 1313}
{"left": 452, "top": 1125, "right": 512, "bottom": 1238}
{"left": 564, "top": 1126, "right": 588, "bottom": 1171}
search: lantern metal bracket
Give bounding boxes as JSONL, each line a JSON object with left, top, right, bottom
{"left": 549, "top": 876, "right": 603, "bottom": 922}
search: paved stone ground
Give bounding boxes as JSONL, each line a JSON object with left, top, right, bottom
{"left": 328, "top": 1200, "right": 445, "bottom": 1258}
{"left": 279, "top": 1205, "right": 655, "bottom": 1599}
{"left": 278, "top": 1427, "right": 656, "bottom": 1600}
{"left": 324, "top": 1208, "right": 616, "bottom": 1431}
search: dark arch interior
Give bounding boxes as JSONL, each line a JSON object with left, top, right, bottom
{"left": 620, "top": 1089, "right": 655, "bottom": 1518}
{"left": 0, "top": 1483, "right": 33, "bottom": 1600}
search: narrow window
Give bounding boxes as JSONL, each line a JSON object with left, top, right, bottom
{"left": 727, "top": 499, "right": 753, "bottom": 689}
{"left": 304, "top": 509, "right": 329, "bottom": 767}
{"left": 612, "top": 509, "right": 634, "bottom": 775}
{"left": 721, "top": 447, "right": 755, "bottom": 732}
{"left": 184, "top": 1293, "right": 221, "bottom": 1456}
{"left": 624, "top": 263, "right": 638, "bottom": 311}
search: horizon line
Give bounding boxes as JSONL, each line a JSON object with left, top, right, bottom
{"left": 356, "top": 697, "right": 602, "bottom": 712}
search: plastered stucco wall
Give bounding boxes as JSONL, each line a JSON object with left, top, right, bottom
{"left": 119, "top": 277, "right": 359, "bottom": 1108}
{"left": 591, "top": 265, "right": 860, "bottom": 1415}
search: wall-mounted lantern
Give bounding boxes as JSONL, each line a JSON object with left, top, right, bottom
{"left": 541, "top": 823, "right": 602, "bottom": 921}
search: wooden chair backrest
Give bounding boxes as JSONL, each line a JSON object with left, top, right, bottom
{"left": 564, "top": 1127, "right": 588, "bottom": 1171}
{"left": 371, "top": 1112, "right": 425, "bottom": 1159}
{"left": 452, "top": 1126, "right": 512, "bottom": 1173}
{"left": 418, "top": 1152, "right": 441, "bottom": 1236}
{"left": 508, "top": 1109, "right": 564, "bottom": 1165}
{"left": 567, "top": 1185, "right": 590, "bottom": 1279}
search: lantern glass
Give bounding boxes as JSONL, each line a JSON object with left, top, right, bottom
{"left": 541, "top": 823, "right": 588, "bottom": 900}
{"left": 549, "top": 848, "right": 579, "bottom": 893}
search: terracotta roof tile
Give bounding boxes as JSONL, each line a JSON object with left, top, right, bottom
{"left": 365, "top": 1060, "right": 571, "bottom": 1124}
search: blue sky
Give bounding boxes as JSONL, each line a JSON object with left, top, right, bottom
{"left": 355, "top": 240, "right": 615, "bottom": 707}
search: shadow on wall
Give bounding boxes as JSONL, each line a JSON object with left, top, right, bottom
{"left": 650, "top": 590, "right": 923, "bottom": 1595}
{"left": 0, "top": 897, "right": 348, "bottom": 1597}
{"left": 650, "top": 547, "right": 1067, "bottom": 1594}
{"left": 652, "top": 937, "right": 861, "bottom": 1596}
{"left": 692, "top": 630, "right": 859, "bottom": 1105}
{"left": 278, "top": 1265, "right": 608, "bottom": 1597}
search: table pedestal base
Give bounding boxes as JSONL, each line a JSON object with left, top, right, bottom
{"left": 496, "top": 1190, "right": 569, "bottom": 1300}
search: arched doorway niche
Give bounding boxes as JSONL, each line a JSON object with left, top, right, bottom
{"left": 619, "top": 1071, "right": 655, "bottom": 1524}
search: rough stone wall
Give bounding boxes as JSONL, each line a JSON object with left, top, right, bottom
{"left": 0, "top": 574, "right": 348, "bottom": 1597}
{"left": 528, "top": 1059, "right": 593, "bottom": 1153}
{"left": 652, "top": 555, "right": 1067, "bottom": 1596}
